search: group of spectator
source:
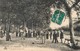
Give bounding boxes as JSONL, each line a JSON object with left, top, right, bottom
{"left": 5, "top": 28, "right": 64, "bottom": 43}
{"left": 52, "top": 30, "right": 64, "bottom": 43}
{"left": 35, "top": 29, "right": 64, "bottom": 43}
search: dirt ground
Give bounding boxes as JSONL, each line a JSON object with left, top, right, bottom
{"left": 0, "top": 34, "right": 80, "bottom": 51}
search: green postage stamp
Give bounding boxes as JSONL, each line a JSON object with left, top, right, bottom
{"left": 51, "top": 10, "right": 65, "bottom": 25}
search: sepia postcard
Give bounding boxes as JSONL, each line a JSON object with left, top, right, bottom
{"left": 0, "top": 0, "right": 80, "bottom": 51}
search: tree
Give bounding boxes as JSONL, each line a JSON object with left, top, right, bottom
{"left": 0, "top": 0, "right": 51, "bottom": 40}
{"left": 50, "top": 0, "right": 80, "bottom": 46}
{"left": 0, "top": 0, "right": 22, "bottom": 41}
{"left": 0, "top": 0, "right": 79, "bottom": 43}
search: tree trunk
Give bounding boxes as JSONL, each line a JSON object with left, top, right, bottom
{"left": 4, "top": 23, "right": 6, "bottom": 35}
{"left": 69, "top": 12, "right": 75, "bottom": 46}
{"left": 24, "top": 21, "right": 26, "bottom": 34}
{"left": 17, "top": 25, "right": 20, "bottom": 37}
{"left": 6, "top": 13, "right": 10, "bottom": 41}
{"left": 6, "top": 23, "right": 10, "bottom": 41}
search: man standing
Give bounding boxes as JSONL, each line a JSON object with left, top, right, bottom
{"left": 52, "top": 30, "right": 58, "bottom": 43}
{"left": 41, "top": 30, "right": 45, "bottom": 44}
{"left": 60, "top": 30, "right": 64, "bottom": 43}
{"left": 56, "top": 30, "right": 59, "bottom": 43}
{"left": 20, "top": 28, "right": 25, "bottom": 40}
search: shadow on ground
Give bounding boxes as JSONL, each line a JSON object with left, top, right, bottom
{"left": 66, "top": 44, "right": 80, "bottom": 50}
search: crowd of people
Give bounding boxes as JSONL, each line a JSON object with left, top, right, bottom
{"left": 0, "top": 27, "right": 64, "bottom": 43}
{"left": 34, "top": 29, "right": 64, "bottom": 43}
{"left": 15, "top": 29, "right": 64, "bottom": 43}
